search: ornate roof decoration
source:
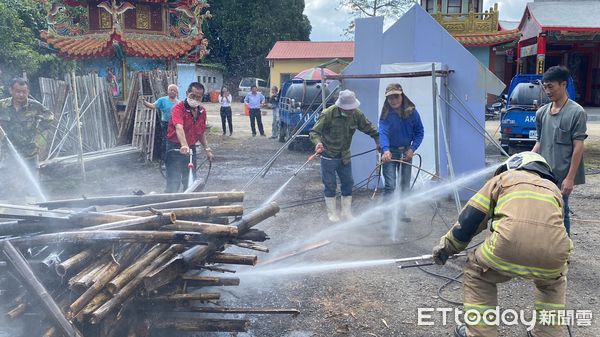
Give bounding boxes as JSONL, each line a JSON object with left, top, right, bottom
{"left": 454, "top": 29, "right": 521, "bottom": 47}
{"left": 40, "top": 0, "right": 210, "bottom": 60}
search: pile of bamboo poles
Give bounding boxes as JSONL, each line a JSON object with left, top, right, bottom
{"left": 0, "top": 192, "right": 297, "bottom": 336}
{"left": 39, "top": 74, "right": 119, "bottom": 160}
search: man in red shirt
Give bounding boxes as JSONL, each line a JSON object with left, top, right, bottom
{"left": 165, "top": 82, "right": 214, "bottom": 192}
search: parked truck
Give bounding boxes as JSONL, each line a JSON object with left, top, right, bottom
{"left": 500, "top": 74, "right": 575, "bottom": 154}
{"left": 277, "top": 79, "right": 339, "bottom": 150}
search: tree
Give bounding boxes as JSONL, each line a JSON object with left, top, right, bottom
{"left": 0, "top": 0, "right": 74, "bottom": 97}
{"left": 338, "top": 0, "right": 417, "bottom": 36}
{"left": 203, "top": 0, "right": 311, "bottom": 87}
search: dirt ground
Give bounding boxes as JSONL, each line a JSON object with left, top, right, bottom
{"left": 3, "top": 103, "right": 599, "bottom": 337}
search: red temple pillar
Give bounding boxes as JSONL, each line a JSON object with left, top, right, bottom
{"left": 516, "top": 40, "right": 522, "bottom": 74}
{"left": 536, "top": 33, "right": 547, "bottom": 75}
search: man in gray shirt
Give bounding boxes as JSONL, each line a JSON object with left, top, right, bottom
{"left": 532, "top": 66, "right": 587, "bottom": 235}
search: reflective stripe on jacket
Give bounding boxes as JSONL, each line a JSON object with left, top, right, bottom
{"left": 445, "top": 170, "right": 572, "bottom": 280}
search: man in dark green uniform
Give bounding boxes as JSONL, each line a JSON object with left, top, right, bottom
{"left": 0, "top": 78, "right": 54, "bottom": 198}
{"left": 310, "top": 89, "right": 379, "bottom": 222}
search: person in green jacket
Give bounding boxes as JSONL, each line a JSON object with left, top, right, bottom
{"left": 310, "top": 89, "right": 379, "bottom": 222}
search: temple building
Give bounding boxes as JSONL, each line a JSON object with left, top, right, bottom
{"left": 421, "top": 0, "right": 521, "bottom": 86}
{"left": 516, "top": 0, "right": 600, "bottom": 105}
{"left": 40, "top": 0, "right": 210, "bottom": 99}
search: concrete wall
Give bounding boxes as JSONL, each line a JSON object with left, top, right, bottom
{"left": 466, "top": 46, "right": 490, "bottom": 68}
{"left": 269, "top": 59, "right": 351, "bottom": 89}
{"left": 176, "top": 63, "right": 196, "bottom": 100}
{"left": 196, "top": 66, "right": 223, "bottom": 93}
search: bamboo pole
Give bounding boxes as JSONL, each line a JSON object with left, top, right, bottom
{"left": 68, "top": 244, "right": 140, "bottom": 318}
{"left": 106, "top": 244, "right": 168, "bottom": 295}
{"left": 152, "top": 318, "right": 250, "bottom": 332}
{"left": 143, "top": 202, "right": 279, "bottom": 292}
{"left": 12, "top": 230, "right": 209, "bottom": 246}
{"left": 68, "top": 255, "right": 111, "bottom": 292}
{"left": 143, "top": 292, "right": 221, "bottom": 302}
{"left": 206, "top": 253, "right": 257, "bottom": 266}
{"left": 161, "top": 221, "right": 238, "bottom": 236}
{"left": 2, "top": 241, "right": 84, "bottom": 337}
{"left": 6, "top": 302, "right": 27, "bottom": 319}
{"left": 82, "top": 212, "right": 176, "bottom": 231}
{"left": 173, "top": 307, "right": 300, "bottom": 315}
{"left": 56, "top": 248, "right": 102, "bottom": 277}
{"left": 36, "top": 192, "right": 245, "bottom": 209}
{"left": 89, "top": 244, "right": 185, "bottom": 324}
{"left": 107, "top": 196, "right": 221, "bottom": 212}
{"left": 180, "top": 275, "right": 240, "bottom": 286}
{"left": 71, "top": 71, "right": 86, "bottom": 181}
{"left": 114, "top": 205, "right": 243, "bottom": 218}
{"left": 231, "top": 240, "right": 269, "bottom": 253}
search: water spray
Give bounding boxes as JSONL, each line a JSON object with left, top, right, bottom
{"left": 263, "top": 153, "right": 319, "bottom": 204}
{"left": 0, "top": 124, "right": 47, "bottom": 201}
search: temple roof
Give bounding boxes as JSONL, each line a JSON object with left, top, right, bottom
{"left": 40, "top": 0, "right": 210, "bottom": 60}
{"left": 41, "top": 31, "right": 206, "bottom": 60}
{"left": 454, "top": 29, "right": 521, "bottom": 47}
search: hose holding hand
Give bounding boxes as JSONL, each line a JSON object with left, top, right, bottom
{"left": 432, "top": 245, "right": 450, "bottom": 265}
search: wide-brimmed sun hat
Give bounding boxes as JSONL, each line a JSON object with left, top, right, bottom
{"left": 335, "top": 90, "right": 360, "bottom": 110}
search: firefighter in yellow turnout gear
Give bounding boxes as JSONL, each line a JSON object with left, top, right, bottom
{"left": 433, "top": 152, "right": 572, "bottom": 337}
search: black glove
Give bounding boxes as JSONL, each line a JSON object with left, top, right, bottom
{"left": 432, "top": 244, "right": 450, "bottom": 265}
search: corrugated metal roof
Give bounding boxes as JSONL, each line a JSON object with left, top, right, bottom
{"left": 266, "top": 41, "right": 354, "bottom": 60}
{"left": 528, "top": 1, "right": 600, "bottom": 29}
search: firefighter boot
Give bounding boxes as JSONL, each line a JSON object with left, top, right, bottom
{"left": 341, "top": 196, "right": 353, "bottom": 220}
{"left": 324, "top": 197, "right": 340, "bottom": 222}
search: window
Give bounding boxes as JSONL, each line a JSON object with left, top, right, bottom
{"left": 258, "top": 79, "right": 267, "bottom": 88}
{"left": 203, "top": 76, "right": 207, "bottom": 83}
{"left": 124, "top": 3, "right": 163, "bottom": 31}
{"left": 447, "top": 0, "right": 462, "bottom": 13}
{"left": 207, "top": 77, "right": 211, "bottom": 83}
{"left": 213, "top": 77, "right": 217, "bottom": 83}
{"left": 472, "top": 0, "right": 480, "bottom": 12}
{"left": 424, "top": 0, "right": 435, "bottom": 13}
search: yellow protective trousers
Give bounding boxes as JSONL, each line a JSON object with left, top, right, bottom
{"left": 463, "top": 252, "right": 567, "bottom": 337}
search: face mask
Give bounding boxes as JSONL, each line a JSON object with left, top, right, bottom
{"left": 187, "top": 98, "right": 201, "bottom": 108}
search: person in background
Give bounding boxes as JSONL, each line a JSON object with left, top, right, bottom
{"left": 0, "top": 78, "right": 54, "bottom": 199}
{"left": 143, "top": 84, "right": 179, "bottom": 160}
{"left": 165, "top": 82, "right": 214, "bottom": 193}
{"left": 432, "top": 152, "right": 571, "bottom": 337}
{"left": 244, "top": 85, "right": 266, "bottom": 137}
{"left": 0, "top": 78, "right": 54, "bottom": 171}
{"left": 269, "top": 86, "right": 280, "bottom": 139}
{"left": 218, "top": 86, "right": 233, "bottom": 136}
{"left": 378, "top": 83, "right": 424, "bottom": 223}
{"left": 310, "top": 89, "right": 379, "bottom": 222}
{"left": 532, "top": 66, "right": 587, "bottom": 236}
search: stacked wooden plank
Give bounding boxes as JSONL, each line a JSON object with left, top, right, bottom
{"left": 0, "top": 193, "right": 296, "bottom": 337}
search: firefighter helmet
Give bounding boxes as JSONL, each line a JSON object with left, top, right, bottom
{"left": 494, "top": 151, "right": 556, "bottom": 183}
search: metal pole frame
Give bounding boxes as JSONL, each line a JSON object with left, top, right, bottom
{"left": 71, "top": 71, "right": 86, "bottom": 181}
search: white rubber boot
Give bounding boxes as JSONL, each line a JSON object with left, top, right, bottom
{"left": 324, "top": 197, "right": 340, "bottom": 222}
{"left": 340, "top": 196, "right": 353, "bottom": 220}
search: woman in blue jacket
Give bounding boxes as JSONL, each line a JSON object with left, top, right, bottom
{"left": 378, "top": 83, "right": 424, "bottom": 223}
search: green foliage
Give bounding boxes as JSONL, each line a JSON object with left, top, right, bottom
{"left": 203, "top": 0, "right": 311, "bottom": 86}
{"left": 338, "top": 0, "right": 417, "bottom": 35}
{"left": 0, "top": 0, "right": 74, "bottom": 97}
